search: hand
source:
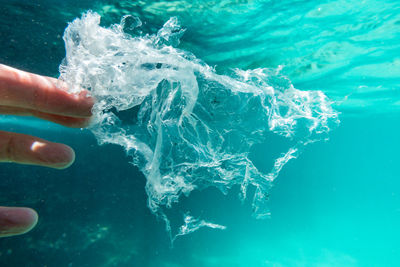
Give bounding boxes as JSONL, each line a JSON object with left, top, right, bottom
{"left": 0, "top": 64, "right": 94, "bottom": 237}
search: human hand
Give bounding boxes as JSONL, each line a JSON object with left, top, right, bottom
{"left": 0, "top": 64, "right": 94, "bottom": 237}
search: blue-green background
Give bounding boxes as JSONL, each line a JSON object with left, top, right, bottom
{"left": 1, "top": 1, "right": 400, "bottom": 266}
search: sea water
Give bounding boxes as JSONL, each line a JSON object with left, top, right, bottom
{"left": 0, "top": 0, "right": 399, "bottom": 266}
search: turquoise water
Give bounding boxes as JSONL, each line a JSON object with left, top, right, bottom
{"left": 1, "top": 1, "right": 400, "bottom": 266}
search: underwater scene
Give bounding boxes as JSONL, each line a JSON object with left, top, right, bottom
{"left": 0, "top": 0, "right": 400, "bottom": 266}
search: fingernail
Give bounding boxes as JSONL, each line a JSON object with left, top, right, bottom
{"left": 37, "top": 143, "right": 76, "bottom": 169}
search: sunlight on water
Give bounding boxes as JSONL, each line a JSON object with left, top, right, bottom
{"left": 95, "top": 0, "right": 400, "bottom": 115}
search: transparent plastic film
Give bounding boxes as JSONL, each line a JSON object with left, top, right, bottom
{"left": 59, "top": 12, "right": 339, "bottom": 240}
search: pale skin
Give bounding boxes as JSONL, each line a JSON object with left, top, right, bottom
{"left": 0, "top": 64, "right": 94, "bottom": 237}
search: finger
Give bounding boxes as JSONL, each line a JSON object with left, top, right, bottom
{"left": 0, "top": 207, "right": 38, "bottom": 237}
{"left": 0, "top": 64, "right": 94, "bottom": 117}
{"left": 0, "top": 105, "right": 91, "bottom": 128}
{"left": 0, "top": 130, "right": 75, "bottom": 169}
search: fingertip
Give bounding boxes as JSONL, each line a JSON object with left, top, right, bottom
{"left": 34, "top": 142, "right": 76, "bottom": 169}
{"left": 0, "top": 131, "right": 77, "bottom": 169}
{"left": 21, "top": 208, "right": 39, "bottom": 233}
{"left": 73, "top": 91, "right": 95, "bottom": 117}
{"left": 48, "top": 144, "right": 76, "bottom": 169}
{"left": 0, "top": 207, "right": 39, "bottom": 237}
{"left": 54, "top": 148, "right": 75, "bottom": 169}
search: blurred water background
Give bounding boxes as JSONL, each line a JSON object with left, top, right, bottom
{"left": 0, "top": 0, "right": 400, "bottom": 266}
